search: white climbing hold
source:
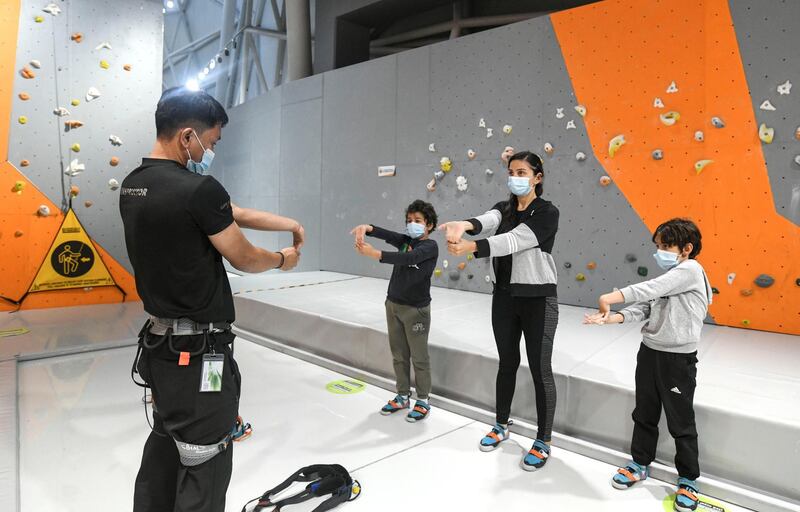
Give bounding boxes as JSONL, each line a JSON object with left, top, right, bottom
{"left": 544, "top": 142, "right": 554, "bottom": 155}
{"left": 555, "top": 107, "right": 564, "bottom": 119}
{"left": 574, "top": 105, "right": 586, "bottom": 117}
{"left": 659, "top": 111, "right": 681, "bottom": 126}
{"left": 478, "top": 118, "right": 486, "bottom": 128}
{"left": 653, "top": 97, "right": 665, "bottom": 108}
{"left": 109, "top": 134, "right": 123, "bottom": 146}
{"left": 501, "top": 146, "right": 514, "bottom": 163}
{"left": 566, "top": 120, "right": 576, "bottom": 130}
{"left": 428, "top": 143, "right": 436, "bottom": 152}
{"left": 777, "top": 80, "right": 792, "bottom": 95}
{"left": 53, "top": 107, "right": 70, "bottom": 117}
{"left": 467, "top": 149, "right": 476, "bottom": 160}
{"left": 456, "top": 175, "right": 468, "bottom": 192}
{"left": 502, "top": 124, "right": 512, "bottom": 134}
{"left": 575, "top": 152, "right": 586, "bottom": 161}
{"left": 794, "top": 155, "right": 800, "bottom": 166}
{"left": 426, "top": 178, "right": 436, "bottom": 192}
{"left": 95, "top": 41, "right": 112, "bottom": 51}
{"left": 443, "top": 260, "right": 449, "bottom": 268}
{"left": 727, "top": 273, "right": 736, "bottom": 285}
{"left": 759, "top": 123, "right": 774, "bottom": 144}
{"left": 694, "top": 159, "right": 713, "bottom": 174}
{"left": 434, "top": 170, "right": 445, "bottom": 180}
{"left": 666, "top": 81, "right": 678, "bottom": 93}
{"left": 108, "top": 178, "right": 120, "bottom": 191}
{"left": 711, "top": 116, "right": 725, "bottom": 128}
{"left": 37, "top": 205, "right": 50, "bottom": 217}
{"left": 42, "top": 3, "right": 61, "bottom": 15}
{"left": 484, "top": 275, "right": 491, "bottom": 282}
{"left": 486, "top": 128, "right": 493, "bottom": 138}
{"left": 485, "top": 168, "right": 494, "bottom": 176}
{"left": 759, "top": 100, "right": 776, "bottom": 111}
{"left": 86, "top": 87, "right": 101, "bottom": 101}
{"left": 29, "top": 60, "right": 41, "bottom": 69}
{"left": 694, "top": 130, "right": 704, "bottom": 142}
{"left": 64, "top": 158, "right": 85, "bottom": 177}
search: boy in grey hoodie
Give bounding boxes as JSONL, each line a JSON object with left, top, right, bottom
{"left": 584, "top": 218, "right": 712, "bottom": 512}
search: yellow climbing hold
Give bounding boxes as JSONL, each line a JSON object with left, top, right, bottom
{"left": 18, "top": 116, "right": 27, "bottom": 124}
{"left": 576, "top": 273, "right": 586, "bottom": 282}
{"left": 758, "top": 123, "right": 774, "bottom": 144}
{"left": 659, "top": 111, "right": 680, "bottom": 126}
{"left": 467, "top": 254, "right": 473, "bottom": 261}
{"left": 608, "top": 134, "right": 626, "bottom": 158}
{"left": 71, "top": 143, "right": 81, "bottom": 153}
{"left": 742, "top": 319, "right": 751, "bottom": 327}
{"left": 100, "top": 60, "right": 110, "bottom": 69}
{"left": 694, "top": 159, "right": 714, "bottom": 175}
{"left": 12, "top": 181, "right": 25, "bottom": 194}
{"left": 71, "top": 99, "right": 80, "bottom": 106}
{"left": 434, "top": 268, "right": 442, "bottom": 277}
{"left": 439, "top": 157, "right": 452, "bottom": 173}
{"left": 34, "top": 15, "right": 44, "bottom": 23}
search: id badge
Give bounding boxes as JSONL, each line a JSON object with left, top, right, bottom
{"left": 199, "top": 354, "right": 225, "bottom": 392}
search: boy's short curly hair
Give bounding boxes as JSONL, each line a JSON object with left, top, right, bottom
{"left": 406, "top": 199, "right": 437, "bottom": 230}
{"left": 652, "top": 218, "right": 702, "bottom": 259}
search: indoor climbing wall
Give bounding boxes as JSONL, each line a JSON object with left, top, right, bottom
{"left": 0, "top": 0, "right": 163, "bottom": 310}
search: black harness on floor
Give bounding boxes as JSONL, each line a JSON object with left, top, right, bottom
{"left": 241, "top": 464, "right": 361, "bottom": 512}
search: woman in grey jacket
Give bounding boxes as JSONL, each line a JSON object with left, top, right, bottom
{"left": 440, "top": 151, "right": 559, "bottom": 471}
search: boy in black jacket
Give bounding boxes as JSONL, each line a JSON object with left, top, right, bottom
{"left": 351, "top": 200, "right": 439, "bottom": 422}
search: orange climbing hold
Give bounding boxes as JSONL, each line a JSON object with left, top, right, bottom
{"left": 599, "top": 176, "right": 612, "bottom": 187}
{"left": 123, "top": 64, "right": 132, "bottom": 71}
{"left": 20, "top": 67, "right": 35, "bottom": 79}
{"left": 457, "top": 262, "right": 466, "bottom": 270}
{"left": 71, "top": 32, "right": 83, "bottom": 42}
{"left": 587, "top": 261, "right": 597, "bottom": 270}
{"left": 69, "top": 185, "right": 80, "bottom": 197}
{"left": 740, "top": 289, "right": 753, "bottom": 297}
{"left": 64, "top": 120, "right": 83, "bottom": 129}
{"left": 110, "top": 156, "right": 120, "bottom": 166}
{"left": 20, "top": 159, "right": 29, "bottom": 167}
{"left": 18, "top": 92, "right": 30, "bottom": 100}
{"left": 14, "top": 231, "right": 24, "bottom": 238}
{"left": 84, "top": 200, "right": 93, "bottom": 208}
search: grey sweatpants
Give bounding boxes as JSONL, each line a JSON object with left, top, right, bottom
{"left": 385, "top": 299, "right": 432, "bottom": 399}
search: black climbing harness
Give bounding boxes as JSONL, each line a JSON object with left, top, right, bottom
{"left": 241, "top": 464, "right": 362, "bottom": 512}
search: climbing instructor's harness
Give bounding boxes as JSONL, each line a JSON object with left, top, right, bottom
{"left": 241, "top": 464, "right": 361, "bottom": 512}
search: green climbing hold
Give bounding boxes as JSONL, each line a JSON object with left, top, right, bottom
{"left": 711, "top": 287, "right": 720, "bottom": 295}
{"left": 754, "top": 274, "right": 774, "bottom": 288}
{"left": 637, "top": 266, "right": 649, "bottom": 277}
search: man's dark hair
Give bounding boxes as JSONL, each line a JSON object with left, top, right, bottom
{"left": 652, "top": 218, "right": 702, "bottom": 259}
{"left": 406, "top": 199, "right": 438, "bottom": 230}
{"left": 155, "top": 87, "right": 229, "bottom": 139}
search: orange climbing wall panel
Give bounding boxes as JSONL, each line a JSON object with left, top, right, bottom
{"left": 551, "top": 0, "right": 799, "bottom": 335}
{"left": 0, "top": 0, "right": 138, "bottom": 311}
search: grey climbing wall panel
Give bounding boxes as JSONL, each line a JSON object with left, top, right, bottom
{"left": 9, "top": 0, "right": 164, "bottom": 272}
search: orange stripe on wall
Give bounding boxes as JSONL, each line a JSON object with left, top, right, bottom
{"left": 0, "top": 0, "right": 21, "bottom": 161}
{"left": 551, "top": 0, "right": 799, "bottom": 334}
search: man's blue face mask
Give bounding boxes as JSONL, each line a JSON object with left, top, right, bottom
{"left": 186, "top": 130, "right": 215, "bottom": 174}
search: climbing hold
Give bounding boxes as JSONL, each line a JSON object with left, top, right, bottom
{"left": 84, "top": 200, "right": 93, "bottom": 208}
{"left": 37, "top": 205, "right": 50, "bottom": 217}
{"left": 443, "top": 260, "right": 449, "bottom": 268}
{"left": 18, "top": 116, "right": 27, "bottom": 124}
{"left": 20, "top": 159, "right": 30, "bottom": 167}
{"left": 86, "top": 87, "right": 101, "bottom": 102}
{"left": 467, "top": 149, "right": 476, "bottom": 160}
{"left": 53, "top": 107, "right": 70, "bottom": 117}
{"left": 428, "top": 143, "right": 436, "bottom": 152}
{"left": 741, "top": 319, "right": 751, "bottom": 327}
{"left": 566, "top": 120, "right": 576, "bottom": 130}
{"left": 740, "top": 288, "right": 753, "bottom": 297}
{"left": 467, "top": 274, "right": 474, "bottom": 280}
{"left": 485, "top": 275, "right": 491, "bottom": 282}
{"left": 123, "top": 64, "right": 132, "bottom": 72}
{"left": 666, "top": 81, "right": 678, "bottom": 93}
{"left": 659, "top": 111, "right": 680, "bottom": 126}
{"left": 65, "top": 159, "right": 85, "bottom": 177}
{"left": 795, "top": 126, "right": 800, "bottom": 141}
{"left": 544, "top": 143, "right": 554, "bottom": 155}
{"left": 777, "top": 80, "right": 792, "bottom": 95}
{"left": 694, "top": 131, "right": 704, "bottom": 142}
{"left": 653, "top": 97, "right": 664, "bottom": 108}
{"left": 434, "top": 170, "right": 445, "bottom": 180}
{"left": 42, "top": 3, "right": 61, "bottom": 15}
{"left": 71, "top": 99, "right": 80, "bottom": 106}
{"left": 625, "top": 254, "right": 637, "bottom": 263}
{"left": 109, "top": 134, "right": 123, "bottom": 146}
{"left": 564, "top": 262, "right": 572, "bottom": 269}
{"left": 575, "top": 273, "right": 586, "bottom": 282}
{"left": 18, "top": 92, "right": 30, "bottom": 101}
{"left": 434, "top": 269, "right": 442, "bottom": 278}
{"left": 69, "top": 185, "right": 80, "bottom": 198}
{"left": 711, "top": 116, "right": 725, "bottom": 128}
{"left": 71, "top": 143, "right": 81, "bottom": 153}
{"left": 71, "top": 33, "right": 83, "bottom": 43}
{"left": 426, "top": 178, "right": 436, "bottom": 192}
{"left": 694, "top": 159, "right": 713, "bottom": 174}
{"left": 599, "top": 176, "right": 612, "bottom": 186}
{"left": 794, "top": 155, "right": 800, "bottom": 167}
{"left": 456, "top": 175, "right": 468, "bottom": 192}
{"left": 20, "top": 67, "right": 35, "bottom": 79}
{"left": 727, "top": 273, "right": 736, "bottom": 285}
{"left": 95, "top": 41, "right": 112, "bottom": 51}
{"left": 759, "top": 123, "right": 774, "bottom": 144}
{"left": 574, "top": 105, "right": 586, "bottom": 117}
{"left": 637, "top": 266, "right": 649, "bottom": 277}
{"left": 108, "top": 178, "right": 120, "bottom": 191}
{"left": 439, "top": 157, "right": 452, "bottom": 173}
{"left": 501, "top": 146, "right": 514, "bottom": 163}
{"left": 485, "top": 168, "right": 494, "bottom": 176}
{"left": 34, "top": 16, "right": 44, "bottom": 23}
{"left": 100, "top": 60, "right": 110, "bottom": 70}
{"left": 486, "top": 128, "right": 493, "bottom": 138}
{"left": 111, "top": 156, "right": 121, "bottom": 166}
{"left": 754, "top": 274, "right": 775, "bottom": 288}
{"left": 576, "top": 152, "right": 586, "bottom": 161}
{"left": 14, "top": 230, "right": 23, "bottom": 237}
{"left": 64, "top": 120, "right": 83, "bottom": 129}
{"left": 502, "top": 124, "right": 512, "bottom": 134}
{"left": 449, "top": 270, "right": 460, "bottom": 281}
{"left": 608, "top": 134, "right": 626, "bottom": 157}
{"left": 29, "top": 59, "right": 41, "bottom": 69}
{"left": 796, "top": 278, "right": 800, "bottom": 287}
{"left": 478, "top": 118, "right": 486, "bottom": 128}
{"left": 555, "top": 107, "right": 564, "bottom": 119}
{"left": 467, "top": 254, "right": 473, "bottom": 261}
{"left": 711, "top": 287, "right": 720, "bottom": 295}
{"left": 12, "top": 181, "right": 25, "bottom": 194}
{"left": 457, "top": 262, "right": 466, "bottom": 271}
{"left": 587, "top": 261, "right": 597, "bottom": 270}
{"left": 759, "top": 100, "right": 776, "bottom": 111}
{"left": 652, "top": 149, "right": 664, "bottom": 160}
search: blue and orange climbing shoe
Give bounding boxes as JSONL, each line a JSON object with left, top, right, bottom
{"left": 479, "top": 422, "right": 511, "bottom": 452}
{"left": 405, "top": 400, "right": 431, "bottom": 422}
{"left": 674, "top": 478, "right": 699, "bottom": 512}
{"left": 521, "top": 439, "right": 550, "bottom": 471}
{"left": 380, "top": 394, "right": 410, "bottom": 416}
{"left": 611, "top": 461, "right": 649, "bottom": 490}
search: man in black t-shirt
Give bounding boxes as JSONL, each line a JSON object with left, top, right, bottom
{"left": 121, "top": 87, "right": 302, "bottom": 512}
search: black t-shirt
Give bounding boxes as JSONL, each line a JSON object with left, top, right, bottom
{"left": 119, "top": 158, "right": 235, "bottom": 323}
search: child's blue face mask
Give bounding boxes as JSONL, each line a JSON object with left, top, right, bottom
{"left": 653, "top": 249, "right": 680, "bottom": 270}
{"left": 186, "top": 130, "right": 215, "bottom": 174}
{"left": 406, "top": 222, "right": 426, "bottom": 239}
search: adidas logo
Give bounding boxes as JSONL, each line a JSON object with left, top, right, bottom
{"left": 670, "top": 387, "right": 682, "bottom": 394}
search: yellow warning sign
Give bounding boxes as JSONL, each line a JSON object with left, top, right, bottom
{"left": 28, "top": 209, "right": 117, "bottom": 293}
